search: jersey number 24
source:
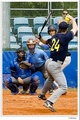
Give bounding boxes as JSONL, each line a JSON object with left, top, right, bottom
{"left": 51, "top": 38, "right": 60, "bottom": 52}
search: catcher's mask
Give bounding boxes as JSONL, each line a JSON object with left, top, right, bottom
{"left": 16, "top": 48, "right": 25, "bottom": 62}
{"left": 26, "top": 38, "right": 36, "bottom": 51}
{"left": 48, "top": 25, "right": 57, "bottom": 35}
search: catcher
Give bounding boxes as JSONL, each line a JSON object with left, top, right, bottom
{"left": 10, "top": 48, "right": 40, "bottom": 95}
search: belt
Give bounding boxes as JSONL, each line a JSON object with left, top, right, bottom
{"left": 36, "top": 63, "right": 44, "bottom": 69}
{"left": 52, "top": 59, "right": 63, "bottom": 64}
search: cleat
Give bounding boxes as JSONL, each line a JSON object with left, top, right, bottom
{"left": 38, "top": 94, "right": 46, "bottom": 100}
{"left": 11, "top": 85, "right": 19, "bottom": 95}
{"left": 11, "top": 90, "right": 19, "bottom": 95}
{"left": 43, "top": 101, "right": 56, "bottom": 112}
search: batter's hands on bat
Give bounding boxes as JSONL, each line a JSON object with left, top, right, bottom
{"left": 35, "top": 38, "right": 43, "bottom": 46}
{"left": 35, "top": 34, "right": 46, "bottom": 44}
{"left": 35, "top": 38, "right": 40, "bottom": 43}
{"left": 35, "top": 34, "right": 42, "bottom": 39}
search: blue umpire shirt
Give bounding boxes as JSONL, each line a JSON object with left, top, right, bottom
{"left": 26, "top": 48, "right": 49, "bottom": 68}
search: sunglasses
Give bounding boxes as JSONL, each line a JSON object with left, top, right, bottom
{"left": 63, "top": 12, "right": 68, "bottom": 15}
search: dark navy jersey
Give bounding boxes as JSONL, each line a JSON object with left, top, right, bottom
{"left": 46, "top": 31, "right": 74, "bottom": 62}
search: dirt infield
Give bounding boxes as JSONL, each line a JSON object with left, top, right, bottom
{"left": 2, "top": 88, "right": 78, "bottom": 115}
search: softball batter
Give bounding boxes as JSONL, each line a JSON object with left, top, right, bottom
{"left": 37, "top": 14, "right": 78, "bottom": 112}
{"left": 37, "top": 25, "right": 71, "bottom": 95}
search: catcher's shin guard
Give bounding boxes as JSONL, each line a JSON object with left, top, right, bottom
{"left": 5, "top": 82, "right": 19, "bottom": 95}
{"left": 10, "top": 84, "right": 19, "bottom": 95}
{"left": 3, "top": 74, "right": 19, "bottom": 95}
{"left": 29, "top": 84, "right": 38, "bottom": 94}
{"left": 29, "top": 75, "right": 40, "bottom": 94}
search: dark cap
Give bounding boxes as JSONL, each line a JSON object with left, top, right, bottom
{"left": 16, "top": 48, "right": 25, "bottom": 53}
{"left": 59, "top": 21, "right": 68, "bottom": 29}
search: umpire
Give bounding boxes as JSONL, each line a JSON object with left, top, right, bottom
{"left": 37, "top": 14, "right": 78, "bottom": 112}
{"left": 26, "top": 38, "right": 49, "bottom": 80}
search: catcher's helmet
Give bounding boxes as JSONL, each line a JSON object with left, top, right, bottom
{"left": 26, "top": 38, "right": 36, "bottom": 45}
{"left": 16, "top": 48, "right": 25, "bottom": 62}
{"left": 48, "top": 25, "right": 57, "bottom": 34}
{"left": 16, "top": 48, "right": 25, "bottom": 54}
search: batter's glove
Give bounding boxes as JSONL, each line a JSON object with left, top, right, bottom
{"left": 19, "top": 61, "right": 31, "bottom": 69}
{"left": 35, "top": 34, "right": 42, "bottom": 39}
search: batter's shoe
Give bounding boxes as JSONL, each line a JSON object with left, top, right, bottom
{"left": 38, "top": 94, "right": 46, "bottom": 100}
{"left": 43, "top": 100, "right": 56, "bottom": 112}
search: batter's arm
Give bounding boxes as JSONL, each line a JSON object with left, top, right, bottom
{"left": 39, "top": 37, "right": 47, "bottom": 44}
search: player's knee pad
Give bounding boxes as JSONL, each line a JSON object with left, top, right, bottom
{"left": 5, "top": 82, "right": 19, "bottom": 95}
{"left": 3, "top": 74, "right": 19, "bottom": 95}
{"left": 3, "top": 74, "right": 13, "bottom": 86}
{"left": 31, "top": 75, "right": 40, "bottom": 85}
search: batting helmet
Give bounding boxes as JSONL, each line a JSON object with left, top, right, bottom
{"left": 48, "top": 25, "right": 57, "bottom": 34}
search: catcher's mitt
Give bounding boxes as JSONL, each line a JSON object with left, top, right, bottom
{"left": 19, "top": 61, "right": 31, "bottom": 69}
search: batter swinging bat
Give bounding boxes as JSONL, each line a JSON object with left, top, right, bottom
{"left": 39, "top": 10, "right": 52, "bottom": 35}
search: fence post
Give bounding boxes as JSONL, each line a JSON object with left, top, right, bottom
{"left": 2, "top": 2, "right": 10, "bottom": 49}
